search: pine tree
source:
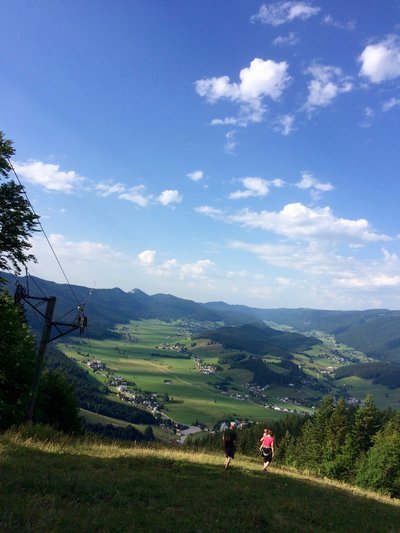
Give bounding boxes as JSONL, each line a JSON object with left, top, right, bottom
{"left": 352, "top": 394, "right": 379, "bottom": 454}
{"left": 355, "top": 413, "right": 400, "bottom": 497}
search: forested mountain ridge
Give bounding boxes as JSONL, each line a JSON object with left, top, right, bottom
{"left": 198, "top": 322, "right": 321, "bottom": 356}
{"left": 3, "top": 272, "right": 400, "bottom": 362}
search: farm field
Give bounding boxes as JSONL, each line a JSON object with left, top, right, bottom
{"left": 59, "top": 320, "right": 282, "bottom": 427}
{"left": 59, "top": 318, "right": 399, "bottom": 428}
{"left": 336, "top": 376, "right": 400, "bottom": 409}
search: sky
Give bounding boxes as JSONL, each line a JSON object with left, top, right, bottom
{"left": 1, "top": 0, "right": 400, "bottom": 310}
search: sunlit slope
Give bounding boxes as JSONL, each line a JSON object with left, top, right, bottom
{"left": 1, "top": 428, "right": 399, "bottom": 533}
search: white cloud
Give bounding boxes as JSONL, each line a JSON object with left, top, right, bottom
{"left": 360, "top": 106, "right": 375, "bottom": 128}
{"left": 195, "top": 58, "right": 291, "bottom": 126}
{"left": 228, "top": 240, "right": 400, "bottom": 305}
{"left": 137, "top": 251, "right": 214, "bottom": 282}
{"left": 273, "top": 114, "right": 295, "bottom": 135}
{"left": 194, "top": 205, "right": 224, "bottom": 218}
{"left": 224, "top": 131, "right": 238, "bottom": 153}
{"left": 119, "top": 185, "right": 153, "bottom": 207}
{"left": 179, "top": 259, "right": 214, "bottom": 280}
{"left": 251, "top": 1, "right": 320, "bottom": 26}
{"left": 273, "top": 32, "right": 299, "bottom": 46}
{"left": 359, "top": 36, "right": 400, "bottom": 83}
{"left": 322, "top": 15, "right": 356, "bottom": 31}
{"left": 157, "top": 189, "right": 183, "bottom": 206}
{"left": 96, "top": 182, "right": 152, "bottom": 207}
{"left": 229, "top": 177, "right": 284, "bottom": 200}
{"left": 13, "top": 160, "right": 85, "bottom": 193}
{"left": 138, "top": 249, "right": 156, "bottom": 266}
{"left": 187, "top": 170, "right": 204, "bottom": 181}
{"left": 382, "top": 97, "right": 400, "bottom": 111}
{"left": 96, "top": 182, "right": 126, "bottom": 197}
{"left": 29, "top": 234, "right": 132, "bottom": 289}
{"left": 226, "top": 203, "right": 391, "bottom": 244}
{"left": 296, "top": 171, "right": 334, "bottom": 197}
{"left": 305, "top": 64, "right": 353, "bottom": 110}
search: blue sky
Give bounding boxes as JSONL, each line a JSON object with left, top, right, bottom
{"left": 1, "top": 0, "right": 400, "bottom": 309}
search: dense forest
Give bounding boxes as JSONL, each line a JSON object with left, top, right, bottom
{"left": 199, "top": 322, "right": 321, "bottom": 356}
{"left": 335, "top": 362, "right": 400, "bottom": 388}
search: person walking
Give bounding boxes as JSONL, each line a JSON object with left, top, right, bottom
{"left": 223, "top": 422, "right": 237, "bottom": 469}
{"left": 259, "top": 428, "right": 274, "bottom": 472}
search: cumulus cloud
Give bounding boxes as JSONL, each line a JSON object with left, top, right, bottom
{"left": 13, "top": 160, "right": 85, "bottom": 193}
{"left": 229, "top": 177, "right": 284, "bottom": 200}
{"left": 305, "top": 64, "right": 353, "bottom": 110}
{"left": 187, "top": 170, "right": 204, "bottom": 181}
{"left": 228, "top": 203, "right": 390, "bottom": 243}
{"left": 251, "top": 1, "right": 320, "bottom": 26}
{"left": 179, "top": 259, "right": 214, "bottom": 280}
{"left": 138, "top": 249, "right": 156, "bottom": 266}
{"left": 359, "top": 35, "right": 400, "bottom": 83}
{"left": 221, "top": 203, "right": 390, "bottom": 244}
{"left": 137, "top": 250, "right": 214, "bottom": 282}
{"left": 195, "top": 57, "right": 291, "bottom": 126}
{"left": 157, "top": 189, "right": 183, "bottom": 206}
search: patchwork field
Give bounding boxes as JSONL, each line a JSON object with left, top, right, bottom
{"left": 59, "top": 320, "right": 281, "bottom": 427}
{"left": 59, "top": 319, "right": 399, "bottom": 429}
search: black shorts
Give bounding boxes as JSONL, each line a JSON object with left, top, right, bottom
{"left": 261, "top": 447, "right": 273, "bottom": 462}
{"left": 224, "top": 444, "right": 235, "bottom": 459}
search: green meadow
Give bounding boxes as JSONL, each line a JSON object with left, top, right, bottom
{"left": 59, "top": 319, "right": 399, "bottom": 428}
{"left": 59, "top": 320, "right": 280, "bottom": 426}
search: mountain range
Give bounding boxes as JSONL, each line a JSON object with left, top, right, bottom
{"left": 2, "top": 272, "right": 400, "bottom": 363}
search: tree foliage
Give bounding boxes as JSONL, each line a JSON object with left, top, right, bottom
{"left": 0, "top": 130, "right": 39, "bottom": 276}
{"left": 0, "top": 291, "right": 36, "bottom": 429}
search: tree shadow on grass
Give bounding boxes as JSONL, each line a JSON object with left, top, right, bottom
{"left": 0, "top": 438, "right": 399, "bottom": 533}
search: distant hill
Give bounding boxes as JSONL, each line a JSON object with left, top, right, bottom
{"left": 203, "top": 304, "right": 400, "bottom": 363}
{"left": 0, "top": 272, "right": 229, "bottom": 339}
{"left": 2, "top": 272, "right": 400, "bottom": 362}
{"left": 197, "top": 322, "right": 321, "bottom": 356}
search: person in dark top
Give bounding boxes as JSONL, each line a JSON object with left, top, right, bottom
{"left": 223, "top": 422, "right": 237, "bottom": 469}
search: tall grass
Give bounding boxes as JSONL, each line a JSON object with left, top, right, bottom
{"left": 1, "top": 425, "right": 399, "bottom": 532}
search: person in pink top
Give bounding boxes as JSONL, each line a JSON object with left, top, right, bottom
{"left": 259, "top": 428, "right": 275, "bottom": 472}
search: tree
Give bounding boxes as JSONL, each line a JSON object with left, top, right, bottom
{"left": 0, "top": 291, "right": 36, "bottom": 429}
{"left": 0, "top": 131, "right": 39, "bottom": 277}
{"left": 352, "top": 394, "right": 379, "bottom": 453}
{"left": 355, "top": 413, "right": 400, "bottom": 498}
{"left": 34, "top": 370, "right": 82, "bottom": 434}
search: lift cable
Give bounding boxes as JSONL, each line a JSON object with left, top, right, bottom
{"left": 7, "top": 157, "right": 80, "bottom": 307}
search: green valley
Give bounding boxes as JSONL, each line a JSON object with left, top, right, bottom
{"left": 57, "top": 317, "right": 393, "bottom": 429}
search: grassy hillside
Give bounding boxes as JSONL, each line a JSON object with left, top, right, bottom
{"left": 1, "top": 427, "right": 399, "bottom": 532}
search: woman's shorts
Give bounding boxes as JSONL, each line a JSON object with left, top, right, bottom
{"left": 261, "top": 446, "right": 273, "bottom": 462}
